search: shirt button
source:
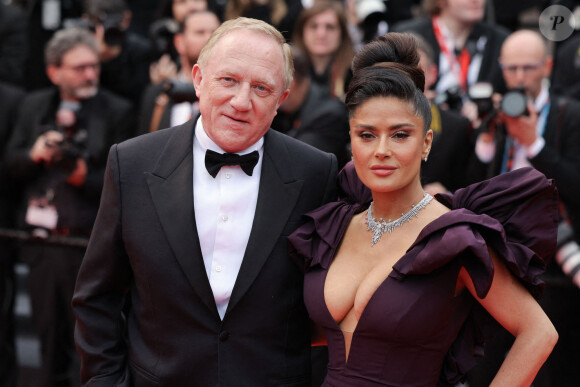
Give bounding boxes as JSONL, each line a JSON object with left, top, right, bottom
{"left": 222, "top": 215, "right": 228, "bottom": 222}
{"left": 215, "top": 265, "right": 222, "bottom": 272}
{"left": 225, "top": 173, "right": 231, "bottom": 179}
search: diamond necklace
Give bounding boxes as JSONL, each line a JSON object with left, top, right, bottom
{"left": 366, "top": 192, "right": 433, "bottom": 246}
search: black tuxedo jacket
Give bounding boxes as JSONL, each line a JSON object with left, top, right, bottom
{"left": 72, "top": 120, "right": 338, "bottom": 386}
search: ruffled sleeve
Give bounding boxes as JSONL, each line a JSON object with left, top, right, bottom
{"left": 436, "top": 166, "right": 559, "bottom": 299}
{"left": 398, "top": 167, "right": 558, "bottom": 385}
{"left": 288, "top": 162, "right": 371, "bottom": 272}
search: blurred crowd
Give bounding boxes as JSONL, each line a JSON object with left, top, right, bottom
{"left": 1, "top": 0, "right": 580, "bottom": 386}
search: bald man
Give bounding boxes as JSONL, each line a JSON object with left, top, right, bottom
{"left": 468, "top": 29, "right": 580, "bottom": 387}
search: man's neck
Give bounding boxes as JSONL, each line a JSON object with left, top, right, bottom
{"left": 439, "top": 13, "right": 475, "bottom": 50}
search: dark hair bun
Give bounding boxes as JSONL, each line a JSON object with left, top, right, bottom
{"left": 351, "top": 32, "right": 425, "bottom": 91}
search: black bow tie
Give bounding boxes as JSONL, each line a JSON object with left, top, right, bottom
{"left": 204, "top": 149, "right": 259, "bottom": 178}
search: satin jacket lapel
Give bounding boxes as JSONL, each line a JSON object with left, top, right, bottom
{"left": 226, "top": 131, "right": 304, "bottom": 315}
{"left": 145, "top": 121, "right": 219, "bottom": 318}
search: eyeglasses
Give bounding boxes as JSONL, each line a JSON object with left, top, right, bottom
{"left": 61, "top": 63, "right": 100, "bottom": 74}
{"left": 499, "top": 61, "right": 544, "bottom": 74}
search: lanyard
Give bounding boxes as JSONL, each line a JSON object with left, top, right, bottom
{"left": 432, "top": 16, "right": 471, "bottom": 92}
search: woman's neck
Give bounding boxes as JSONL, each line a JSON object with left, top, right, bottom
{"left": 310, "top": 54, "right": 333, "bottom": 76}
{"left": 439, "top": 13, "right": 475, "bottom": 50}
{"left": 370, "top": 185, "right": 427, "bottom": 222}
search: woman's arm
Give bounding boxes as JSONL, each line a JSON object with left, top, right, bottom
{"left": 459, "top": 248, "right": 558, "bottom": 387}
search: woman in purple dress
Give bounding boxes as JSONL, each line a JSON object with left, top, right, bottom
{"left": 289, "top": 32, "right": 558, "bottom": 386}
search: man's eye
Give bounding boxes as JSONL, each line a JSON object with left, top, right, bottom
{"left": 254, "top": 85, "right": 271, "bottom": 96}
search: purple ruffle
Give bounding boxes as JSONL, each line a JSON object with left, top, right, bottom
{"left": 288, "top": 163, "right": 559, "bottom": 384}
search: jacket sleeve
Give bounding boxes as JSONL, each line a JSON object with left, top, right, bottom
{"left": 72, "top": 144, "right": 132, "bottom": 386}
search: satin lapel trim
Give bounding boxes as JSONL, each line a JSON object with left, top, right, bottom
{"left": 226, "top": 133, "right": 303, "bottom": 315}
{"left": 145, "top": 123, "right": 219, "bottom": 319}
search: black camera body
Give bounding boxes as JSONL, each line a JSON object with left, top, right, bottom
{"left": 149, "top": 18, "right": 180, "bottom": 58}
{"left": 469, "top": 82, "right": 529, "bottom": 120}
{"left": 63, "top": 13, "right": 125, "bottom": 46}
{"left": 49, "top": 132, "right": 87, "bottom": 172}
{"left": 433, "top": 85, "right": 464, "bottom": 111}
{"left": 163, "top": 80, "right": 198, "bottom": 103}
{"left": 98, "top": 13, "right": 125, "bottom": 47}
{"left": 41, "top": 109, "right": 89, "bottom": 173}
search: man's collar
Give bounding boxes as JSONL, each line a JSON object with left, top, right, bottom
{"left": 194, "top": 116, "right": 264, "bottom": 155}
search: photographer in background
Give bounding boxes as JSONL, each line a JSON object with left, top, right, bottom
{"left": 138, "top": 10, "right": 220, "bottom": 135}
{"left": 467, "top": 29, "right": 580, "bottom": 387}
{"left": 82, "top": 0, "right": 155, "bottom": 106}
{"left": 2, "top": 27, "right": 134, "bottom": 387}
{"left": 392, "top": 0, "right": 508, "bottom": 117}
{"left": 148, "top": 0, "right": 212, "bottom": 86}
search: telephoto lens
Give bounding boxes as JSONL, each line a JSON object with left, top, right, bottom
{"left": 501, "top": 89, "right": 528, "bottom": 117}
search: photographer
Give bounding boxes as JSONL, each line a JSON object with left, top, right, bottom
{"left": 138, "top": 10, "right": 220, "bottom": 135}
{"left": 468, "top": 29, "right": 580, "bottom": 387}
{"left": 2, "top": 27, "right": 134, "bottom": 386}
{"left": 392, "top": 0, "right": 509, "bottom": 115}
{"left": 82, "top": 0, "right": 155, "bottom": 106}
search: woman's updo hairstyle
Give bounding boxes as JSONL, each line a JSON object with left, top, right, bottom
{"left": 345, "top": 32, "right": 432, "bottom": 133}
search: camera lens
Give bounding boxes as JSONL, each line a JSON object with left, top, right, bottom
{"left": 501, "top": 90, "right": 528, "bottom": 117}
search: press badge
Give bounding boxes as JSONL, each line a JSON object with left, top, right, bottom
{"left": 25, "top": 198, "right": 58, "bottom": 230}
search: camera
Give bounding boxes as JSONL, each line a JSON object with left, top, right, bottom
{"left": 468, "top": 82, "right": 529, "bottom": 120}
{"left": 98, "top": 13, "right": 125, "bottom": 47}
{"left": 41, "top": 107, "right": 88, "bottom": 173}
{"left": 45, "top": 131, "right": 88, "bottom": 173}
{"left": 163, "top": 80, "right": 198, "bottom": 103}
{"left": 433, "top": 85, "right": 464, "bottom": 111}
{"left": 555, "top": 222, "right": 580, "bottom": 288}
{"left": 149, "top": 18, "right": 180, "bottom": 58}
{"left": 500, "top": 88, "right": 529, "bottom": 117}
{"left": 63, "top": 13, "right": 125, "bottom": 46}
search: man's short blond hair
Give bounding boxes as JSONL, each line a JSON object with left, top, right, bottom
{"left": 197, "top": 17, "right": 293, "bottom": 90}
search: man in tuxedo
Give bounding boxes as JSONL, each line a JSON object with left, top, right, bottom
{"left": 72, "top": 17, "right": 338, "bottom": 386}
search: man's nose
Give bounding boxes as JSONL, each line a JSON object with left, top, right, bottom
{"left": 230, "top": 83, "right": 252, "bottom": 111}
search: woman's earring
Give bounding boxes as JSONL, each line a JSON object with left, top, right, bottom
{"left": 424, "top": 154, "right": 428, "bottom": 162}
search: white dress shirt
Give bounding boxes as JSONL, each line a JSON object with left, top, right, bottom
{"left": 193, "top": 117, "right": 263, "bottom": 319}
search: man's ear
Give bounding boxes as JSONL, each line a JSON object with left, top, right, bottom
{"left": 46, "top": 65, "right": 60, "bottom": 85}
{"left": 276, "top": 89, "right": 290, "bottom": 110}
{"left": 174, "top": 33, "right": 184, "bottom": 56}
{"left": 192, "top": 64, "right": 202, "bottom": 99}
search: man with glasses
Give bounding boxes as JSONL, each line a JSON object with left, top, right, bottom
{"left": 2, "top": 27, "right": 134, "bottom": 386}
{"left": 467, "top": 29, "right": 580, "bottom": 387}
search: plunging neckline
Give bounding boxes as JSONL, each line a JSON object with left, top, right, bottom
{"left": 321, "top": 208, "right": 454, "bottom": 364}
